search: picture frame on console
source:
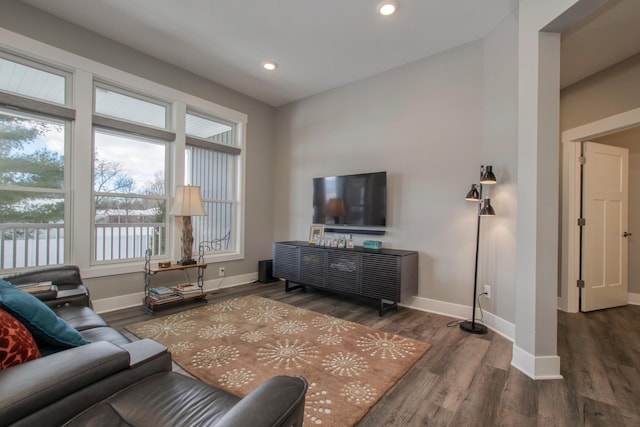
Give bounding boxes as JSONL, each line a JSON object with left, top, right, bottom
{"left": 309, "top": 225, "right": 324, "bottom": 243}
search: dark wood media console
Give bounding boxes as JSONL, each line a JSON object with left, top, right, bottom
{"left": 273, "top": 241, "right": 418, "bottom": 316}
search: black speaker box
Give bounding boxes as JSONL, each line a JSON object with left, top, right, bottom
{"left": 258, "top": 259, "right": 274, "bottom": 283}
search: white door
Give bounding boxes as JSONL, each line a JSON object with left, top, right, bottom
{"left": 581, "top": 141, "right": 629, "bottom": 312}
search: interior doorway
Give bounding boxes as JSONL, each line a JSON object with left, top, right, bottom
{"left": 580, "top": 141, "right": 629, "bottom": 311}
{"left": 560, "top": 108, "right": 640, "bottom": 313}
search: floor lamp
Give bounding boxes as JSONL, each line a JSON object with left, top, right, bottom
{"left": 460, "top": 165, "right": 496, "bottom": 334}
{"left": 170, "top": 185, "right": 207, "bottom": 265}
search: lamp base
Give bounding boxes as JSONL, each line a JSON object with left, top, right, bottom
{"left": 177, "top": 259, "right": 197, "bottom": 266}
{"left": 459, "top": 320, "right": 488, "bottom": 334}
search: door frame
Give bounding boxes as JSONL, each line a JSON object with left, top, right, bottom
{"left": 560, "top": 107, "right": 640, "bottom": 313}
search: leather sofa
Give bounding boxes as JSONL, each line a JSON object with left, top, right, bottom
{"left": 0, "top": 266, "right": 308, "bottom": 427}
{"left": 1, "top": 265, "right": 131, "bottom": 355}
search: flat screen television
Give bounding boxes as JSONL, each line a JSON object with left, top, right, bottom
{"left": 312, "top": 171, "right": 386, "bottom": 227}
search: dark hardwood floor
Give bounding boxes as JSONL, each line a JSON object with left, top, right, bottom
{"left": 102, "top": 282, "right": 640, "bottom": 426}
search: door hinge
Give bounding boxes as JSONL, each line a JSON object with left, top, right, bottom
{"left": 577, "top": 218, "right": 586, "bottom": 226}
{"left": 579, "top": 155, "right": 586, "bottom": 165}
{"left": 577, "top": 279, "right": 585, "bottom": 288}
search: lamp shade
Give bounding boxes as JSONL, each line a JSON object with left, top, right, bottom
{"left": 480, "top": 165, "right": 497, "bottom": 184}
{"left": 170, "top": 186, "right": 206, "bottom": 216}
{"left": 479, "top": 198, "right": 496, "bottom": 216}
{"left": 465, "top": 184, "right": 480, "bottom": 201}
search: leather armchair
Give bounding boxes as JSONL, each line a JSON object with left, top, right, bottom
{"left": 0, "top": 340, "right": 172, "bottom": 426}
{"left": 1, "top": 340, "right": 307, "bottom": 427}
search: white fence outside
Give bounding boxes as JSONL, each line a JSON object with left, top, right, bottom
{"left": 1, "top": 223, "right": 166, "bottom": 270}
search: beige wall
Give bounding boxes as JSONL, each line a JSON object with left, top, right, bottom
{"left": 273, "top": 10, "right": 520, "bottom": 324}
{"left": 561, "top": 52, "right": 640, "bottom": 130}
{"left": 482, "top": 11, "right": 519, "bottom": 323}
{"left": 0, "top": 0, "right": 276, "bottom": 300}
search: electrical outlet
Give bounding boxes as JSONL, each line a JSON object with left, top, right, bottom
{"left": 483, "top": 284, "right": 491, "bottom": 299}
{"left": 218, "top": 267, "right": 225, "bottom": 277}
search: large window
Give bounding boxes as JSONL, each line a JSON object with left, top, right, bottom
{"left": 0, "top": 45, "right": 246, "bottom": 275}
{"left": 0, "top": 52, "right": 71, "bottom": 270}
{"left": 185, "top": 111, "right": 239, "bottom": 254}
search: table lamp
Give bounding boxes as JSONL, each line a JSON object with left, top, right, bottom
{"left": 170, "top": 185, "right": 206, "bottom": 265}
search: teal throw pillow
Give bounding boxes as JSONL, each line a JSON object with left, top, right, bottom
{"left": 0, "top": 279, "right": 89, "bottom": 348}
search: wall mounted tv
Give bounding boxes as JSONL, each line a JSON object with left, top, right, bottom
{"left": 312, "top": 171, "right": 386, "bottom": 227}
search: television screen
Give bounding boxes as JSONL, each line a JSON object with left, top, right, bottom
{"left": 312, "top": 172, "right": 386, "bottom": 227}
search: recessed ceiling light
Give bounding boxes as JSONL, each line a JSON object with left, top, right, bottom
{"left": 378, "top": 1, "right": 399, "bottom": 16}
{"left": 262, "top": 61, "right": 278, "bottom": 71}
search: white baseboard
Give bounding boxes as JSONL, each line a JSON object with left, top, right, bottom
{"left": 511, "top": 344, "right": 562, "bottom": 380}
{"left": 401, "top": 296, "right": 516, "bottom": 342}
{"left": 628, "top": 292, "right": 640, "bottom": 305}
{"left": 404, "top": 296, "right": 566, "bottom": 380}
{"left": 92, "top": 272, "right": 258, "bottom": 314}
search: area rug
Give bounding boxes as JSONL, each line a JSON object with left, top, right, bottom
{"left": 126, "top": 295, "right": 430, "bottom": 426}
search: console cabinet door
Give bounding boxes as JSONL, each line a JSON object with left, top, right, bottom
{"left": 299, "top": 247, "right": 326, "bottom": 287}
{"left": 361, "top": 253, "right": 401, "bottom": 301}
{"left": 273, "top": 243, "right": 299, "bottom": 281}
{"left": 326, "top": 250, "right": 360, "bottom": 294}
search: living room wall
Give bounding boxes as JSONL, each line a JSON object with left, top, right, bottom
{"left": 273, "top": 17, "right": 520, "bottom": 326}
{"left": 0, "top": 0, "right": 277, "bottom": 301}
{"left": 561, "top": 52, "right": 640, "bottom": 130}
{"left": 482, "top": 11, "right": 519, "bottom": 325}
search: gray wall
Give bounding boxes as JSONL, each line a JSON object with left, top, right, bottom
{"left": 274, "top": 8, "right": 520, "bottom": 324}
{"left": 275, "top": 40, "right": 484, "bottom": 307}
{"left": 482, "top": 11, "right": 519, "bottom": 322}
{"left": 0, "top": 0, "right": 276, "bottom": 300}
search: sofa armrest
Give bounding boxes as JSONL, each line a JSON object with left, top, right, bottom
{"left": 2, "top": 265, "right": 91, "bottom": 308}
{"left": 0, "top": 341, "right": 129, "bottom": 425}
{"left": 2, "top": 265, "right": 83, "bottom": 287}
{"left": 120, "top": 338, "right": 170, "bottom": 369}
{"left": 216, "top": 375, "right": 308, "bottom": 427}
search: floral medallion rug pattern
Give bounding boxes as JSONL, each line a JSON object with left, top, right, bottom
{"left": 127, "top": 295, "right": 430, "bottom": 426}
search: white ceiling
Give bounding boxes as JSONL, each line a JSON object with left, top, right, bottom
{"left": 18, "top": 0, "right": 640, "bottom": 107}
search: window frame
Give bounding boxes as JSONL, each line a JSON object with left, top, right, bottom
{"left": 93, "top": 80, "right": 172, "bottom": 132}
{"left": 0, "top": 49, "right": 73, "bottom": 107}
{"left": 185, "top": 109, "right": 242, "bottom": 257}
{"left": 91, "top": 126, "right": 170, "bottom": 265}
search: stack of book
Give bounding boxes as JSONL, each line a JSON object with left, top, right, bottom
{"left": 148, "top": 286, "right": 180, "bottom": 303}
{"left": 16, "top": 281, "right": 54, "bottom": 294}
{"left": 174, "top": 284, "right": 202, "bottom": 296}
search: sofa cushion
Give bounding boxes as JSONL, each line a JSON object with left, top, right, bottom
{"left": 54, "top": 306, "right": 109, "bottom": 331}
{"left": 79, "top": 326, "right": 130, "bottom": 347}
{"left": 64, "top": 372, "right": 240, "bottom": 426}
{"left": 0, "top": 308, "right": 41, "bottom": 369}
{"left": 0, "top": 280, "right": 89, "bottom": 348}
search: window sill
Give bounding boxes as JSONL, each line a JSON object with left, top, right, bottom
{"left": 81, "top": 252, "right": 243, "bottom": 279}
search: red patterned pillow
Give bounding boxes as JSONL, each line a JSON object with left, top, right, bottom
{"left": 0, "top": 307, "right": 41, "bottom": 369}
